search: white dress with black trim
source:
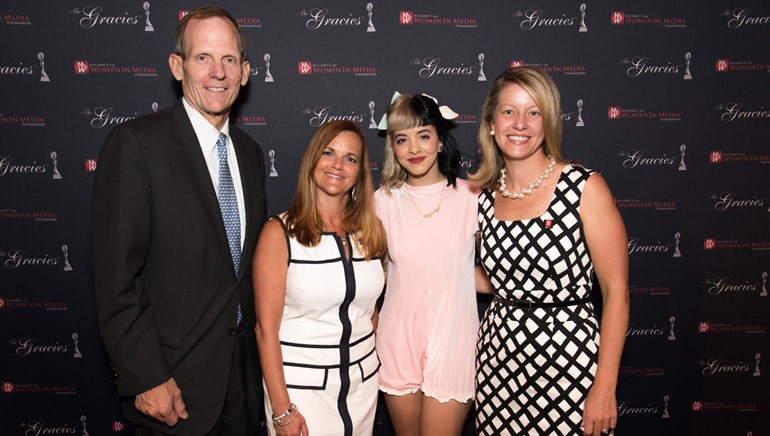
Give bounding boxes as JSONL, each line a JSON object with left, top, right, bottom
{"left": 263, "top": 217, "right": 384, "bottom": 436}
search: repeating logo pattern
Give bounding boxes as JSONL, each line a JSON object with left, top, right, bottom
{"left": 0, "top": 3, "right": 767, "bottom": 435}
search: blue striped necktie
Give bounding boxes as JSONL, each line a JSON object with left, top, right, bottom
{"left": 216, "top": 132, "right": 242, "bottom": 325}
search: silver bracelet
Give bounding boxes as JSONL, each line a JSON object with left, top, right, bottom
{"left": 271, "top": 403, "right": 298, "bottom": 427}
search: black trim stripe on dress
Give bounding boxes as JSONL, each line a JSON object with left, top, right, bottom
{"left": 283, "top": 348, "right": 379, "bottom": 391}
{"left": 280, "top": 330, "right": 374, "bottom": 349}
{"left": 291, "top": 256, "right": 380, "bottom": 265}
{"left": 286, "top": 370, "right": 330, "bottom": 390}
{"left": 292, "top": 257, "right": 344, "bottom": 264}
{"left": 283, "top": 347, "right": 377, "bottom": 369}
{"left": 336, "top": 234, "right": 355, "bottom": 436}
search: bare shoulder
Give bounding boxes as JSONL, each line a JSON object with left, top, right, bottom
{"left": 264, "top": 214, "right": 286, "bottom": 232}
{"left": 256, "top": 216, "right": 288, "bottom": 252}
{"left": 581, "top": 172, "right": 615, "bottom": 208}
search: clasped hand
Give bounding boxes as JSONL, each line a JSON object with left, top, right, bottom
{"left": 135, "top": 377, "right": 189, "bottom": 426}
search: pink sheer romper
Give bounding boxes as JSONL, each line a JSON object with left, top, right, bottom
{"left": 374, "top": 178, "right": 479, "bottom": 403}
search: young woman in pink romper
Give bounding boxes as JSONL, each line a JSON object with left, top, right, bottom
{"left": 374, "top": 93, "right": 481, "bottom": 435}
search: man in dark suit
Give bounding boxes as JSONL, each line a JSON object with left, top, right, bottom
{"left": 91, "top": 7, "right": 267, "bottom": 435}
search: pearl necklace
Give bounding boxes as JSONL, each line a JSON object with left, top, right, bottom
{"left": 404, "top": 183, "right": 446, "bottom": 218}
{"left": 498, "top": 158, "right": 556, "bottom": 199}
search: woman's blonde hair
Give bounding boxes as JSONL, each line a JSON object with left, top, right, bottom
{"left": 285, "top": 120, "right": 387, "bottom": 260}
{"left": 469, "top": 66, "right": 564, "bottom": 189}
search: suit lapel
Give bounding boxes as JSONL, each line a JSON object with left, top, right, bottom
{"left": 171, "top": 103, "right": 234, "bottom": 272}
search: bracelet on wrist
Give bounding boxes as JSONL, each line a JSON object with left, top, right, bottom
{"left": 271, "top": 403, "right": 299, "bottom": 427}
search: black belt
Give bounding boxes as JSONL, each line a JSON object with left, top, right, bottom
{"left": 493, "top": 295, "right": 591, "bottom": 309}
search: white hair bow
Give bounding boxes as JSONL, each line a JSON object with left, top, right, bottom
{"left": 377, "top": 91, "right": 459, "bottom": 130}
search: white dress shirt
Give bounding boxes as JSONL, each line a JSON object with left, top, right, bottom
{"left": 182, "top": 98, "right": 245, "bottom": 249}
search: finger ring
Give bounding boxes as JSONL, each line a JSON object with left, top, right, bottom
{"left": 600, "top": 430, "right": 609, "bottom": 435}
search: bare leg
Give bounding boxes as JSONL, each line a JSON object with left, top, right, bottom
{"left": 384, "top": 391, "right": 423, "bottom": 436}
{"left": 421, "top": 396, "right": 472, "bottom": 436}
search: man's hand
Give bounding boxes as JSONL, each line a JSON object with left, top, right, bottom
{"left": 135, "top": 377, "right": 189, "bottom": 426}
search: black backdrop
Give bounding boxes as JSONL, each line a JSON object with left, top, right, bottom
{"left": 1, "top": 1, "right": 768, "bottom": 435}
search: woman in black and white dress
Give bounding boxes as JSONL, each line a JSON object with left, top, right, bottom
{"left": 470, "top": 67, "right": 630, "bottom": 436}
{"left": 254, "top": 120, "right": 387, "bottom": 436}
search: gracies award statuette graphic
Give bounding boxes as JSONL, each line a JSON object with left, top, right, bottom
{"left": 143, "top": 2, "right": 154, "bottom": 31}
{"left": 38, "top": 52, "right": 50, "bottom": 82}
{"left": 264, "top": 54, "right": 274, "bottom": 82}
{"left": 268, "top": 150, "right": 278, "bottom": 177}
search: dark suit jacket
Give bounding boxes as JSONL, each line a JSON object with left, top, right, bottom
{"left": 91, "top": 102, "right": 266, "bottom": 433}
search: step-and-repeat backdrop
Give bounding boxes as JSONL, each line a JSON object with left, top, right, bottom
{"left": 1, "top": 1, "right": 768, "bottom": 435}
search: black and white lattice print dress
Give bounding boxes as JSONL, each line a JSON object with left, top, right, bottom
{"left": 475, "top": 164, "right": 600, "bottom": 435}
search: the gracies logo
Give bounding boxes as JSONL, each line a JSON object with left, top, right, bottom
{"left": 301, "top": 106, "right": 366, "bottom": 127}
{"left": 725, "top": 8, "right": 770, "bottom": 29}
{"left": 719, "top": 102, "right": 770, "bottom": 122}
{"left": 301, "top": 8, "right": 364, "bottom": 30}
{"left": 414, "top": 57, "right": 475, "bottom": 79}
{"left": 514, "top": 8, "right": 579, "bottom": 31}
{"left": 72, "top": 6, "right": 142, "bottom": 29}
{"left": 82, "top": 107, "right": 138, "bottom": 128}
{"left": 623, "top": 56, "right": 681, "bottom": 77}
